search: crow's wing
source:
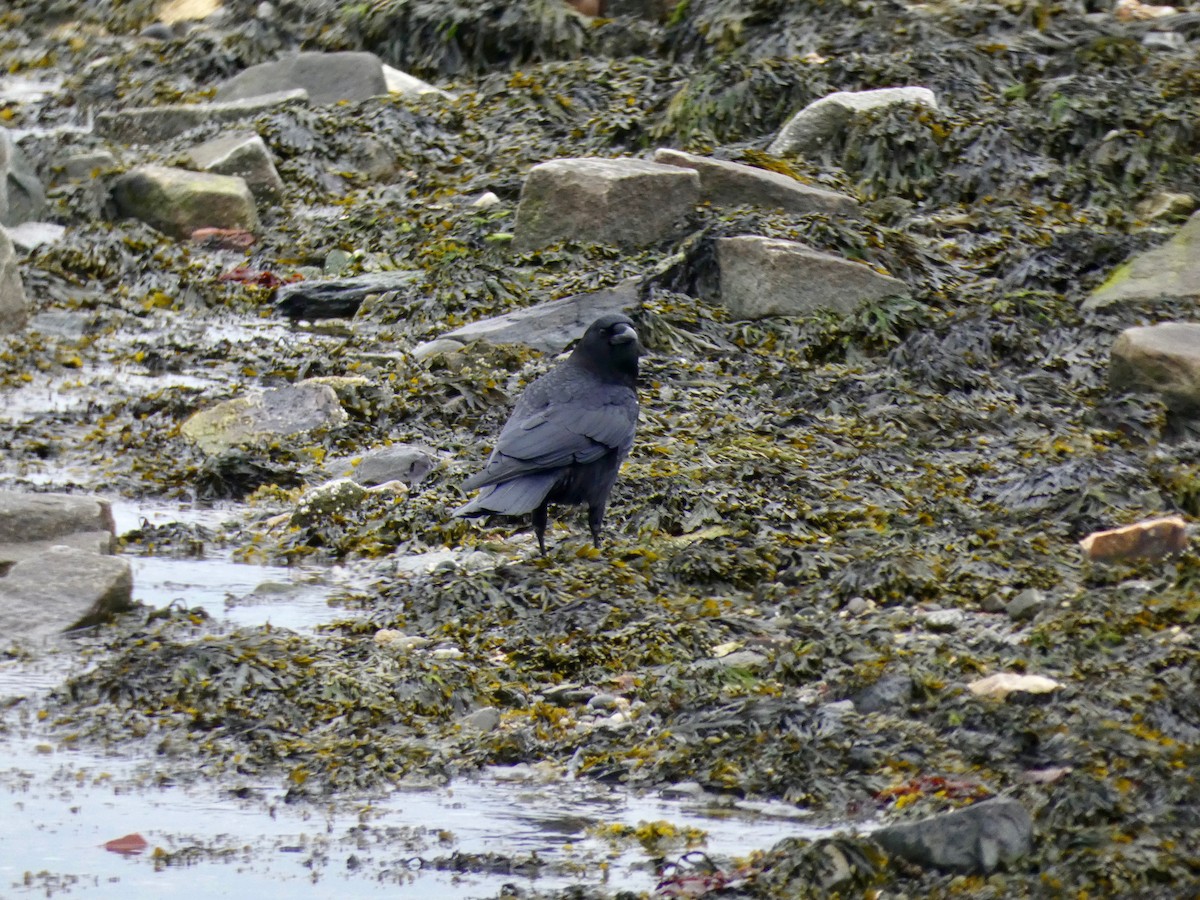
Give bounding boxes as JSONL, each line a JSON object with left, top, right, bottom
{"left": 462, "top": 368, "right": 637, "bottom": 491}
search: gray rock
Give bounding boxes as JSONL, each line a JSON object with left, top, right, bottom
{"left": 1006, "top": 588, "right": 1048, "bottom": 622}
{"left": 181, "top": 380, "right": 349, "bottom": 454}
{"left": 0, "top": 531, "right": 114, "bottom": 568}
{"left": 653, "top": 148, "right": 858, "bottom": 216}
{"left": 586, "top": 693, "right": 625, "bottom": 711}
{"left": 0, "top": 130, "right": 46, "bottom": 227}
{"left": 715, "top": 649, "right": 769, "bottom": 670}
{"left": 872, "top": 797, "right": 1033, "bottom": 874}
{"left": 0, "top": 226, "right": 27, "bottom": 334}
{"left": 0, "top": 491, "right": 115, "bottom": 545}
{"left": 186, "top": 132, "right": 284, "bottom": 202}
{"left": 716, "top": 235, "right": 910, "bottom": 319}
{"left": 111, "top": 165, "right": 258, "bottom": 240}
{"left": 0, "top": 545, "right": 133, "bottom": 640}
{"left": 412, "top": 338, "right": 466, "bottom": 361}
{"left": 95, "top": 89, "right": 308, "bottom": 144}
{"left": 514, "top": 157, "right": 699, "bottom": 250}
{"left": 54, "top": 151, "right": 118, "bottom": 183}
{"left": 852, "top": 673, "right": 914, "bottom": 714}
{"left": 216, "top": 51, "right": 388, "bottom": 106}
{"left": 442, "top": 279, "right": 639, "bottom": 354}
{"left": 351, "top": 445, "right": 437, "bottom": 486}
{"left": 1135, "top": 191, "right": 1195, "bottom": 223}
{"left": 461, "top": 707, "right": 502, "bottom": 732}
{"left": 1109, "top": 322, "right": 1200, "bottom": 414}
{"left": 5, "top": 222, "right": 66, "bottom": 253}
{"left": 769, "top": 87, "right": 939, "bottom": 158}
{"left": 1086, "top": 211, "right": 1200, "bottom": 309}
{"left": 274, "top": 271, "right": 422, "bottom": 321}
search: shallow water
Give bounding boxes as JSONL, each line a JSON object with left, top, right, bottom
{"left": 0, "top": 501, "right": 852, "bottom": 897}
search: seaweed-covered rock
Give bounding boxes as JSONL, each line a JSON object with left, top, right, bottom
{"left": 715, "top": 235, "right": 909, "bottom": 319}
{"left": 514, "top": 158, "right": 699, "bottom": 249}
{"left": 275, "top": 271, "right": 423, "bottom": 321}
{"left": 215, "top": 51, "right": 389, "bottom": 106}
{"left": 1110, "top": 322, "right": 1200, "bottom": 413}
{"left": 442, "top": 280, "right": 639, "bottom": 353}
{"left": 111, "top": 165, "right": 258, "bottom": 240}
{"left": 291, "top": 478, "right": 369, "bottom": 526}
{"left": 1086, "top": 212, "right": 1200, "bottom": 309}
{"left": 186, "top": 132, "right": 284, "bottom": 202}
{"left": 181, "top": 381, "right": 348, "bottom": 454}
{"left": 0, "top": 225, "right": 28, "bottom": 334}
{"left": 872, "top": 797, "right": 1033, "bottom": 874}
{"left": 768, "top": 87, "right": 939, "bottom": 159}
{"left": 94, "top": 90, "right": 308, "bottom": 144}
{"left": 0, "top": 131, "right": 46, "bottom": 226}
{"left": 0, "top": 546, "right": 133, "bottom": 641}
{"left": 653, "top": 148, "right": 858, "bottom": 216}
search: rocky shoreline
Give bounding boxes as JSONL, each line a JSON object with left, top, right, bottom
{"left": 3, "top": 0, "right": 1200, "bottom": 895}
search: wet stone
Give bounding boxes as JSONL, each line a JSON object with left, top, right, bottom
{"left": 0, "top": 224, "right": 28, "bottom": 333}
{"left": 1087, "top": 211, "right": 1200, "bottom": 309}
{"left": 216, "top": 51, "right": 388, "bottom": 106}
{"left": 180, "top": 380, "right": 348, "bottom": 454}
{"left": 0, "top": 546, "right": 133, "bottom": 641}
{"left": 0, "top": 491, "right": 115, "bottom": 544}
{"left": 111, "top": 165, "right": 258, "bottom": 240}
{"left": 872, "top": 797, "right": 1033, "bottom": 874}
{"left": 186, "top": 132, "right": 285, "bottom": 202}
{"left": 461, "top": 707, "right": 502, "bottom": 732}
{"left": 1110, "top": 323, "right": 1200, "bottom": 414}
{"left": 54, "top": 150, "right": 117, "bottom": 182}
{"left": 0, "top": 130, "right": 46, "bottom": 227}
{"left": 923, "top": 609, "right": 965, "bottom": 632}
{"left": 852, "top": 673, "right": 914, "bottom": 715}
{"left": 291, "top": 479, "right": 368, "bottom": 527}
{"left": 768, "top": 86, "right": 939, "bottom": 158}
{"left": 94, "top": 89, "right": 308, "bottom": 144}
{"left": 349, "top": 445, "right": 437, "bottom": 487}
{"left": 1006, "top": 588, "right": 1049, "bottom": 622}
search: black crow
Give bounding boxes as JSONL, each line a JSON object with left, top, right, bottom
{"left": 454, "top": 313, "right": 642, "bottom": 553}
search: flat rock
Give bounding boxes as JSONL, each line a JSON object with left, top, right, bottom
{"left": 0, "top": 531, "right": 114, "bottom": 568}
{"left": 348, "top": 445, "right": 437, "bottom": 486}
{"left": 0, "top": 491, "right": 115, "bottom": 544}
{"left": 0, "top": 545, "right": 133, "bottom": 641}
{"left": 1080, "top": 515, "right": 1188, "bottom": 562}
{"left": 442, "top": 279, "right": 639, "bottom": 354}
{"left": 383, "top": 64, "right": 454, "bottom": 99}
{"left": 1110, "top": 322, "right": 1200, "bottom": 413}
{"left": 181, "top": 380, "right": 349, "bottom": 454}
{"left": 872, "top": 797, "right": 1033, "bottom": 874}
{"left": 186, "top": 132, "right": 284, "bottom": 202}
{"left": 769, "top": 87, "right": 939, "bottom": 158}
{"left": 111, "top": 165, "right": 258, "bottom": 240}
{"left": 852, "top": 673, "right": 914, "bottom": 714}
{"left": 968, "top": 672, "right": 1062, "bottom": 700}
{"left": 0, "top": 225, "right": 28, "bottom": 333}
{"left": 653, "top": 148, "right": 858, "bottom": 216}
{"left": 716, "top": 235, "right": 909, "bottom": 319}
{"left": 514, "top": 157, "right": 699, "bottom": 250}
{"left": 216, "top": 51, "right": 388, "bottom": 106}
{"left": 95, "top": 89, "right": 308, "bottom": 144}
{"left": 1086, "top": 211, "right": 1200, "bottom": 309}
{"left": 1006, "top": 588, "right": 1049, "bottom": 622}
{"left": 0, "top": 130, "right": 46, "bottom": 226}
{"left": 5, "top": 221, "right": 66, "bottom": 253}
{"left": 275, "top": 271, "right": 422, "bottom": 321}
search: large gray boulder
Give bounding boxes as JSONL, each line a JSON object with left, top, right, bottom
{"left": 181, "top": 380, "right": 349, "bottom": 455}
{"left": 653, "top": 148, "right": 858, "bottom": 216}
{"left": 0, "top": 546, "right": 133, "bottom": 640}
{"left": 440, "top": 279, "right": 639, "bottom": 353}
{"left": 0, "top": 130, "right": 47, "bottom": 227}
{"left": 347, "top": 445, "right": 438, "bottom": 487}
{"left": 111, "top": 166, "right": 258, "bottom": 240}
{"left": 514, "top": 158, "right": 699, "bottom": 250}
{"left": 216, "top": 52, "right": 388, "bottom": 106}
{"left": 1085, "top": 211, "right": 1200, "bottom": 310}
{"left": 95, "top": 90, "right": 308, "bottom": 144}
{"left": 186, "top": 132, "right": 284, "bottom": 202}
{"left": 872, "top": 798, "right": 1033, "bottom": 874}
{"left": 0, "top": 226, "right": 28, "bottom": 334}
{"left": 0, "top": 491, "right": 115, "bottom": 545}
{"left": 769, "top": 87, "right": 939, "bottom": 158}
{"left": 716, "top": 235, "right": 909, "bottom": 319}
{"left": 1110, "top": 322, "right": 1200, "bottom": 413}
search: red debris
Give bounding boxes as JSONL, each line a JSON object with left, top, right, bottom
{"left": 874, "top": 774, "right": 991, "bottom": 805}
{"left": 103, "top": 832, "right": 149, "bottom": 855}
{"left": 218, "top": 266, "right": 303, "bottom": 290}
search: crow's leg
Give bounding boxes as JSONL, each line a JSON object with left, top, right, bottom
{"left": 587, "top": 502, "right": 606, "bottom": 548}
{"left": 532, "top": 502, "right": 549, "bottom": 555}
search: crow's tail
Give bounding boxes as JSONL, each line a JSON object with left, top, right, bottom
{"left": 452, "top": 472, "right": 559, "bottom": 518}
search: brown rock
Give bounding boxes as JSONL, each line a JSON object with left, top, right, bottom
{"left": 1079, "top": 516, "right": 1188, "bottom": 562}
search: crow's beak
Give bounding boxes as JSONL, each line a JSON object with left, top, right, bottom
{"left": 610, "top": 322, "right": 638, "bottom": 345}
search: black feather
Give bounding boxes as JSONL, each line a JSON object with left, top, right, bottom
{"left": 454, "top": 313, "right": 642, "bottom": 553}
